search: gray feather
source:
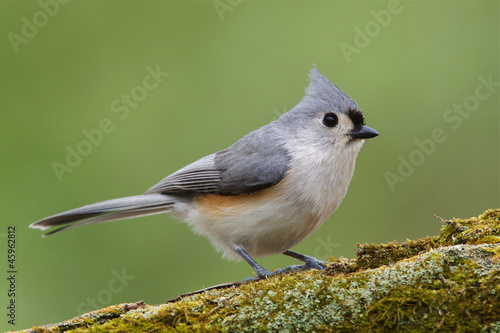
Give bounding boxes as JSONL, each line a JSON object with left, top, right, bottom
{"left": 146, "top": 124, "right": 290, "bottom": 196}
{"left": 306, "top": 67, "right": 357, "bottom": 110}
{"left": 40, "top": 206, "right": 172, "bottom": 237}
{"left": 214, "top": 127, "right": 290, "bottom": 194}
{"left": 30, "top": 194, "right": 174, "bottom": 235}
{"left": 146, "top": 155, "right": 221, "bottom": 194}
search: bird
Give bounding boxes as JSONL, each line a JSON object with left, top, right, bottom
{"left": 31, "top": 67, "right": 379, "bottom": 280}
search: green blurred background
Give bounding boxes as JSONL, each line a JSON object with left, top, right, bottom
{"left": 0, "top": 1, "right": 498, "bottom": 330}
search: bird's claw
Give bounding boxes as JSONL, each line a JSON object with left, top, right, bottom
{"left": 243, "top": 261, "right": 327, "bottom": 282}
{"left": 303, "top": 257, "right": 327, "bottom": 270}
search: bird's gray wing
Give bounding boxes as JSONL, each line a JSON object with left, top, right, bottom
{"left": 145, "top": 154, "right": 222, "bottom": 194}
{"left": 146, "top": 128, "right": 290, "bottom": 195}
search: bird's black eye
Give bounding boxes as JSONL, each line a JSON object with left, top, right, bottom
{"left": 322, "top": 113, "right": 338, "bottom": 128}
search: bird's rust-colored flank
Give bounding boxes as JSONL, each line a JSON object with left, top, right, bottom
{"left": 195, "top": 177, "right": 289, "bottom": 215}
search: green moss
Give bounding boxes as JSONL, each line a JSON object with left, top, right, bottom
{"left": 436, "top": 208, "right": 500, "bottom": 246}
{"left": 483, "top": 244, "right": 500, "bottom": 263}
{"left": 482, "top": 322, "right": 500, "bottom": 333}
{"left": 354, "top": 236, "right": 437, "bottom": 270}
{"left": 14, "top": 209, "right": 500, "bottom": 333}
{"left": 343, "top": 208, "right": 500, "bottom": 273}
{"left": 359, "top": 249, "right": 500, "bottom": 332}
{"left": 25, "top": 305, "right": 127, "bottom": 333}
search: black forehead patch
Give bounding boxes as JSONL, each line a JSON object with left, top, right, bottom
{"left": 347, "top": 108, "right": 365, "bottom": 127}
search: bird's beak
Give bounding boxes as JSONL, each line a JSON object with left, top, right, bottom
{"left": 350, "top": 125, "right": 379, "bottom": 141}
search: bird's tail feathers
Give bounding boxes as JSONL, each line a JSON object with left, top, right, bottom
{"left": 30, "top": 194, "right": 174, "bottom": 237}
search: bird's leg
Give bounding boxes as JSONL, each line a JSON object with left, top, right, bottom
{"left": 233, "top": 246, "right": 302, "bottom": 281}
{"left": 233, "top": 246, "right": 272, "bottom": 281}
{"left": 283, "top": 250, "right": 327, "bottom": 270}
{"left": 234, "top": 246, "right": 325, "bottom": 282}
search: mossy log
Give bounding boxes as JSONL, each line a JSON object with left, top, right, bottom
{"left": 16, "top": 209, "right": 500, "bottom": 332}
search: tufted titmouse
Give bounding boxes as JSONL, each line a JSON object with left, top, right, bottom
{"left": 31, "top": 68, "right": 378, "bottom": 279}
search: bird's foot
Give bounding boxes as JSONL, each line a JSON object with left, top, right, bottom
{"left": 302, "top": 256, "right": 327, "bottom": 270}
{"left": 243, "top": 260, "right": 326, "bottom": 282}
